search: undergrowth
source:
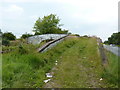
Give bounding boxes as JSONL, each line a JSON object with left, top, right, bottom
{"left": 2, "top": 38, "right": 78, "bottom": 88}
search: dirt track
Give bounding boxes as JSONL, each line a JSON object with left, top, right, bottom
{"left": 97, "top": 38, "right": 107, "bottom": 65}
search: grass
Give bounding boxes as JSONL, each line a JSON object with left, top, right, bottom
{"left": 102, "top": 49, "right": 119, "bottom": 87}
{"left": 43, "top": 37, "right": 110, "bottom": 88}
{"left": 2, "top": 38, "right": 78, "bottom": 88}
{"left": 2, "top": 37, "right": 118, "bottom": 88}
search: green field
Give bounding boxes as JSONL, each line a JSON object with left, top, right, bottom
{"left": 2, "top": 37, "right": 118, "bottom": 88}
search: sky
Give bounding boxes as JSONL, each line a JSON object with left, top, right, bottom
{"left": 0, "top": 0, "right": 119, "bottom": 41}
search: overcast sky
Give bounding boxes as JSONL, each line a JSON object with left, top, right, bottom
{"left": 0, "top": 0, "right": 119, "bottom": 41}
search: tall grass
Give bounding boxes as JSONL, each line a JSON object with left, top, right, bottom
{"left": 102, "top": 50, "right": 119, "bottom": 87}
{"left": 2, "top": 38, "right": 78, "bottom": 88}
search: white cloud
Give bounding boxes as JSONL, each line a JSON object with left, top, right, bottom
{"left": 5, "top": 5, "right": 24, "bottom": 14}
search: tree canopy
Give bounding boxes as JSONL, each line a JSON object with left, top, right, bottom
{"left": 21, "top": 33, "right": 33, "bottom": 39}
{"left": 33, "top": 14, "right": 68, "bottom": 35}
{"left": 104, "top": 32, "right": 120, "bottom": 45}
{"left": 2, "top": 32, "right": 16, "bottom": 46}
{"left": 2, "top": 32, "right": 16, "bottom": 40}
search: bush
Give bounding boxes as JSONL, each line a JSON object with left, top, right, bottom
{"left": 2, "top": 39, "right": 10, "bottom": 46}
{"left": 2, "top": 32, "right": 16, "bottom": 40}
{"left": 83, "top": 35, "right": 88, "bottom": 37}
{"left": 18, "top": 44, "right": 27, "bottom": 54}
{"left": 28, "top": 55, "right": 45, "bottom": 69}
{"left": 75, "top": 34, "right": 80, "bottom": 37}
{"left": 21, "top": 33, "right": 33, "bottom": 39}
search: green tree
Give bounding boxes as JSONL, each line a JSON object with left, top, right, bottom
{"left": 104, "top": 32, "right": 120, "bottom": 45}
{"left": 2, "top": 32, "right": 16, "bottom": 40}
{"left": 21, "top": 33, "right": 33, "bottom": 39}
{"left": 33, "top": 14, "right": 68, "bottom": 34}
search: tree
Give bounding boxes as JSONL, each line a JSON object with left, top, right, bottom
{"left": 104, "top": 41, "right": 108, "bottom": 44}
{"left": 21, "top": 33, "right": 33, "bottom": 39}
{"left": 2, "top": 32, "right": 16, "bottom": 40}
{"left": 104, "top": 32, "right": 120, "bottom": 45}
{"left": 33, "top": 14, "right": 68, "bottom": 34}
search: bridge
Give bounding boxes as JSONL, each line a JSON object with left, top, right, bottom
{"left": 27, "top": 34, "right": 67, "bottom": 45}
{"left": 103, "top": 44, "right": 120, "bottom": 56}
{"left": 27, "top": 34, "right": 69, "bottom": 52}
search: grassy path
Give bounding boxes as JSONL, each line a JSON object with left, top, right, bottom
{"left": 43, "top": 37, "right": 108, "bottom": 88}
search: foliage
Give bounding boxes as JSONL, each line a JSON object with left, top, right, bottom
{"left": 2, "top": 38, "right": 10, "bottom": 46}
{"left": 10, "top": 40, "right": 21, "bottom": 46}
{"left": 74, "top": 34, "right": 80, "bottom": 37}
{"left": 2, "top": 46, "right": 17, "bottom": 53}
{"left": 18, "top": 44, "right": 27, "bottom": 54}
{"left": 2, "top": 32, "right": 16, "bottom": 40}
{"left": 104, "top": 32, "right": 120, "bottom": 45}
{"left": 33, "top": 14, "right": 68, "bottom": 35}
{"left": 83, "top": 35, "right": 88, "bottom": 37}
{"left": 21, "top": 33, "right": 33, "bottom": 39}
{"left": 34, "top": 32, "right": 41, "bottom": 35}
{"left": 70, "top": 34, "right": 80, "bottom": 37}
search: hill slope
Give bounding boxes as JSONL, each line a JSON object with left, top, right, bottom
{"left": 2, "top": 36, "right": 117, "bottom": 88}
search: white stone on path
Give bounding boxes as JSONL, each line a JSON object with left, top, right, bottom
{"left": 44, "top": 79, "right": 51, "bottom": 83}
{"left": 46, "top": 73, "right": 53, "bottom": 78}
{"left": 100, "top": 78, "right": 103, "bottom": 81}
{"left": 55, "top": 63, "right": 57, "bottom": 65}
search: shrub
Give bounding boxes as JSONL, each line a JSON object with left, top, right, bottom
{"left": 2, "top": 39, "right": 10, "bottom": 46}
{"left": 75, "top": 34, "right": 80, "bottom": 37}
{"left": 83, "top": 35, "right": 88, "bottom": 37}
{"left": 2, "top": 32, "right": 16, "bottom": 40}
{"left": 28, "top": 55, "right": 45, "bottom": 69}
{"left": 18, "top": 44, "right": 27, "bottom": 54}
{"left": 21, "top": 33, "right": 33, "bottom": 39}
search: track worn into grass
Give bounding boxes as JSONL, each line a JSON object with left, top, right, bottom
{"left": 97, "top": 38, "right": 108, "bottom": 65}
{"left": 43, "top": 37, "right": 109, "bottom": 88}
